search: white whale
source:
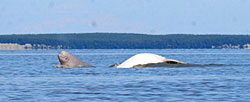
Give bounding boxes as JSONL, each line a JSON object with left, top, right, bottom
{"left": 113, "top": 53, "right": 186, "bottom": 68}
{"left": 55, "top": 51, "right": 94, "bottom": 68}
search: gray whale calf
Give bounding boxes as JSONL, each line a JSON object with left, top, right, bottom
{"left": 111, "top": 53, "right": 187, "bottom": 68}
{"left": 55, "top": 51, "right": 94, "bottom": 68}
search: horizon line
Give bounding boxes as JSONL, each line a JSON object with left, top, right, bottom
{"left": 0, "top": 32, "right": 250, "bottom": 36}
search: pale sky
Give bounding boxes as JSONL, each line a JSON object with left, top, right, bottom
{"left": 0, "top": 0, "right": 250, "bottom": 35}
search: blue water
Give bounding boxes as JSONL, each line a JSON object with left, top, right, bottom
{"left": 0, "top": 49, "right": 250, "bottom": 102}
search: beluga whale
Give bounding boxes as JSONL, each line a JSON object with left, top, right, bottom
{"left": 111, "top": 53, "right": 187, "bottom": 68}
{"left": 55, "top": 51, "right": 94, "bottom": 68}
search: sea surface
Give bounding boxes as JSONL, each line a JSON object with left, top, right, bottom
{"left": 0, "top": 49, "right": 250, "bottom": 102}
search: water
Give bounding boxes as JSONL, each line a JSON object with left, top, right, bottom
{"left": 0, "top": 49, "right": 250, "bottom": 102}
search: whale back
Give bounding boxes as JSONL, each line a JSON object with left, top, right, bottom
{"left": 116, "top": 53, "right": 167, "bottom": 68}
{"left": 58, "top": 51, "right": 93, "bottom": 67}
{"left": 115, "top": 53, "right": 186, "bottom": 68}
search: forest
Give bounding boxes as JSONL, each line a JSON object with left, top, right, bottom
{"left": 0, "top": 33, "right": 249, "bottom": 49}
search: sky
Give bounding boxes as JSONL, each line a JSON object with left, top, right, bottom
{"left": 0, "top": 0, "right": 250, "bottom": 35}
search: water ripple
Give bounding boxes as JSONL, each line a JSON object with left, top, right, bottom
{"left": 1, "top": 49, "right": 250, "bottom": 102}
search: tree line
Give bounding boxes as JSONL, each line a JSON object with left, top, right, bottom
{"left": 0, "top": 33, "right": 249, "bottom": 49}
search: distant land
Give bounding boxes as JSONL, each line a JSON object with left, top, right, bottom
{"left": 0, "top": 33, "right": 250, "bottom": 49}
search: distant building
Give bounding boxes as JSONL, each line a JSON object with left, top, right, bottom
{"left": 243, "top": 43, "right": 250, "bottom": 49}
{"left": 232, "top": 44, "right": 240, "bottom": 49}
{"left": 212, "top": 44, "right": 240, "bottom": 49}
